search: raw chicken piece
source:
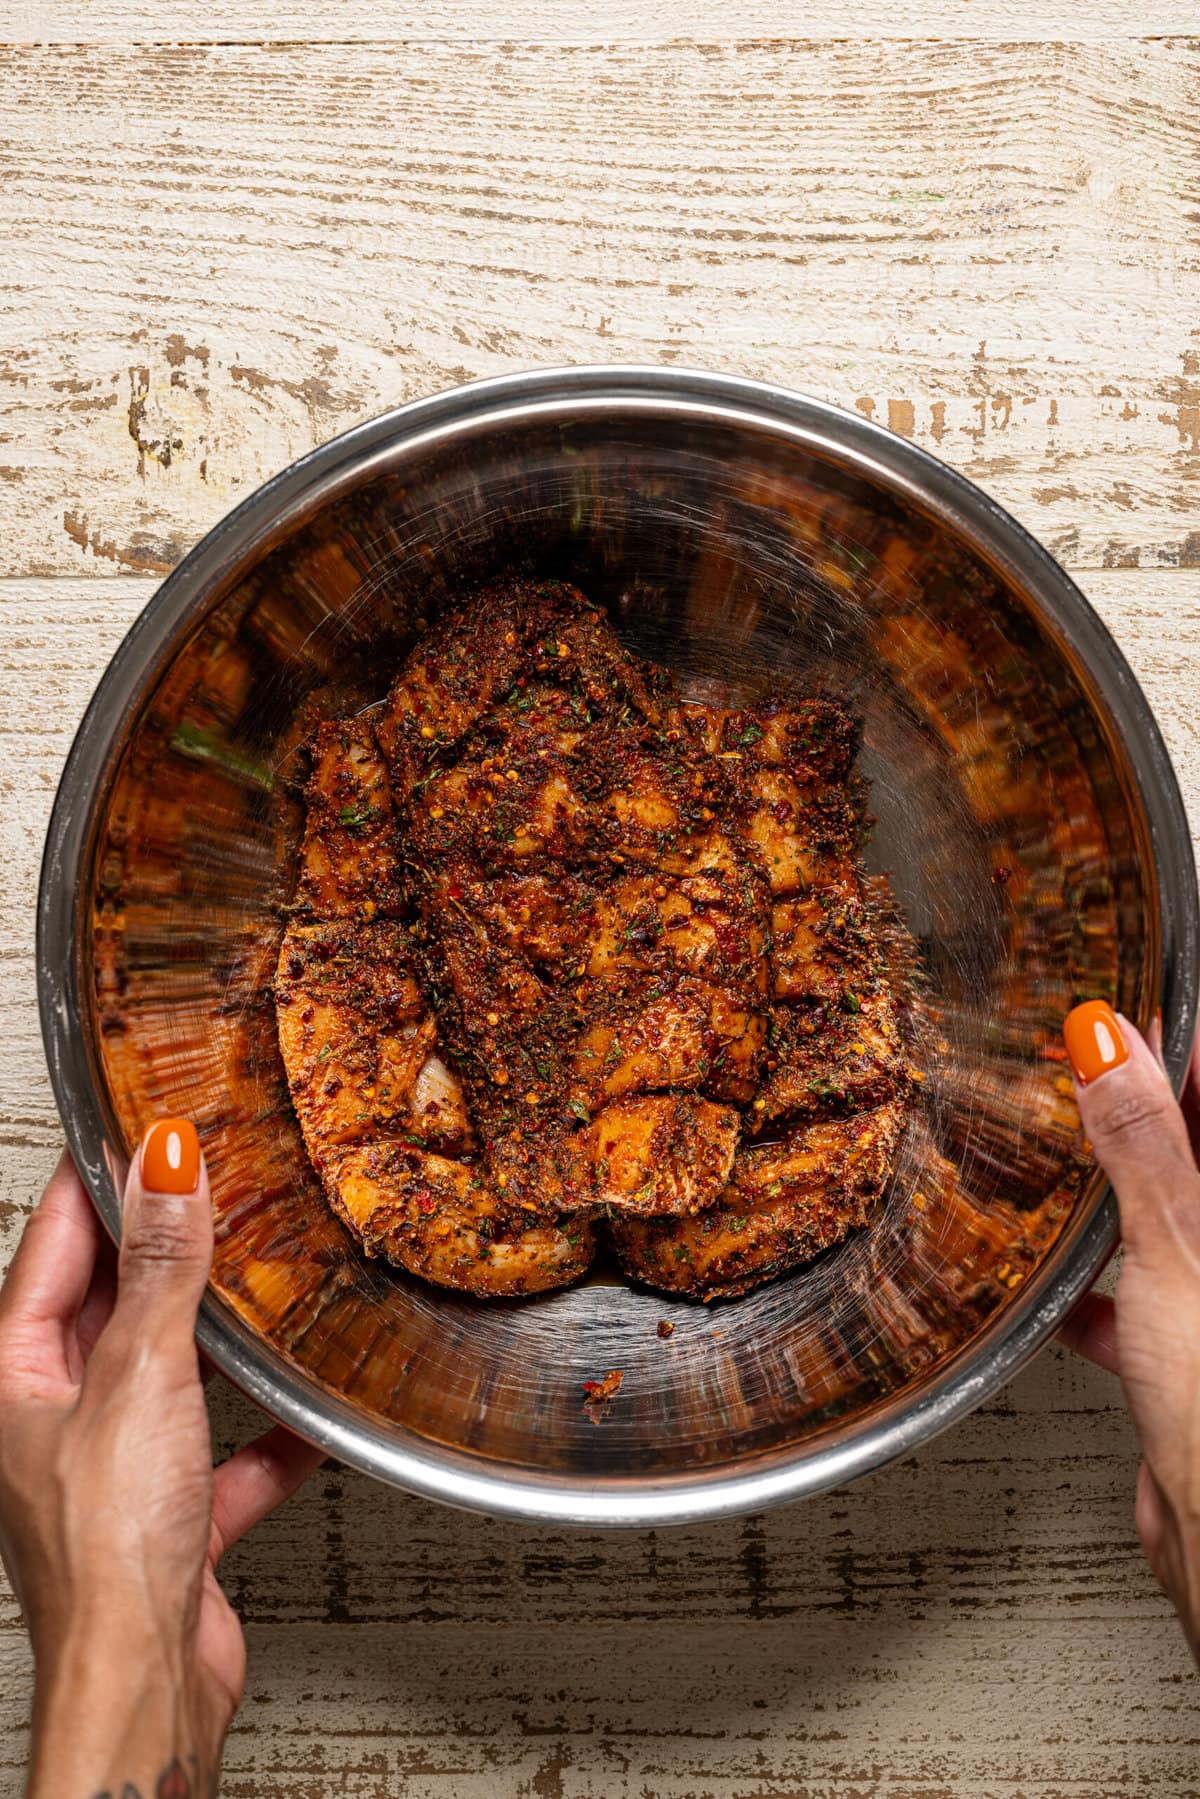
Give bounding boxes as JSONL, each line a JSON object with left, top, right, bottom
{"left": 275, "top": 919, "right": 472, "bottom": 1158}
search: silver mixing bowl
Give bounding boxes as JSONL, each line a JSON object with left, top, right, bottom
{"left": 38, "top": 367, "right": 1198, "bottom": 1525}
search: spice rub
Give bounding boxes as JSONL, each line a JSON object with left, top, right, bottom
{"left": 275, "top": 578, "right": 910, "bottom": 1300}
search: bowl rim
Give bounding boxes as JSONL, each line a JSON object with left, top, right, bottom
{"left": 37, "top": 363, "right": 1199, "bottom": 1526}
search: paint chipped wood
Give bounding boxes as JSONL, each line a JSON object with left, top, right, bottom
{"left": 1, "top": 42, "right": 1199, "bottom": 575}
{"left": 10, "top": 0, "right": 1200, "bottom": 43}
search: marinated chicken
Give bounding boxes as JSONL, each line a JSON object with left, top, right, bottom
{"left": 275, "top": 578, "right": 911, "bottom": 1300}
{"left": 276, "top": 718, "right": 594, "bottom": 1297}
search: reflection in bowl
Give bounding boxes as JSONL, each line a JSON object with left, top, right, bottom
{"left": 39, "top": 369, "right": 1197, "bottom": 1525}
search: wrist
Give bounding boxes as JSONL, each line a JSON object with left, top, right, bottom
{"left": 29, "top": 1628, "right": 220, "bottom": 1799}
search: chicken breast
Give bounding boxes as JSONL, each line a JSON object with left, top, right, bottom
{"left": 275, "top": 919, "right": 471, "bottom": 1158}
{"left": 382, "top": 581, "right": 774, "bottom": 1227}
{"left": 294, "top": 719, "right": 406, "bottom": 920}
{"left": 609, "top": 1098, "right": 906, "bottom": 1299}
{"left": 560, "top": 1094, "right": 741, "bottom": 1217}
{"left": 276, "top": 717, "right": 595, "bottom": 1298}
{"left": 327, "top": 1143, "right": 595, "bottom": 1299}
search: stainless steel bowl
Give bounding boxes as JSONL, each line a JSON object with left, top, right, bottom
{"left": 38, "top": 367, "right": 1198, "bottom": 1526}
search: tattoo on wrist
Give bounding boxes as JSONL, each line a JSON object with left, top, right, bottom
{"left": 90, "top": 1754, "right": 217, "bottom": 1799}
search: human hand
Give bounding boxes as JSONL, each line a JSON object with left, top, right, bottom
{"left": 1058, "top": 1003, "right": 1200, "bottom": 1665}
{"left": 0, "top": 1125, "right": 324, "bottom": 1797}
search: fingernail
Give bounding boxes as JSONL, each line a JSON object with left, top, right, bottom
{"left": 1064, "top": 1001, "right": 1129, "bottom": 1086}
{"left": 140, "top": 1119, "right": 201, "bottom": 1194}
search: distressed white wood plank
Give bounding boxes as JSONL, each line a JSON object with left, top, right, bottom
{"left": 0, "top": 41, "right": 1197, "bottom": 576}
{"left": 1, "top": 1329, "right": 1193, "bottom": 1792}
{"left": 204, "top": 1351, "right": 1165, "bottom": 1631}
{"left": 0, "top": 1334, "right": 1157, "bottom": 1634}
{"left": 0, "top": 1339, "right": 1190, "bottom": 1794}
{"left": 4, "top": 1559, "right": 1194, "bottom": 1797}
{"left": 9, "top": 0, "right": 1199, "bottom": 44}
{"left": 0, "top": 580, "right": 151, "bottom": 1233}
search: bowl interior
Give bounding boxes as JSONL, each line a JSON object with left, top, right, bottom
{"left": 62, "top": 387, "right": 1190, "bottom": 1512}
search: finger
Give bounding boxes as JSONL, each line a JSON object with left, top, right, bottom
{"left": 1183, "top": 1027, "right": 1200, "bottom": 1165}
{"left": 1057, "top": 1289, "right": 1120, "bottom": 1375}
{"left": 1064, "top": 1004, "right": 1200, "bottom": 1258}
{"left": 1147, "top": 1010, "right": 1165, "bottom": 1071}
{"left": 208, "top": 1424, "right": 326, "bottom": 1563}
{"left": 72, "top": 1239, "right": 118, "bottom": 1375}
{"left": 109, "top": 1119, "right": 213, "bottom": 1354}
{"left": 1135, "top": 1458, "right": 1167, "bottom": 1563}
{"left": 0, "top": 1152, "right": 102, "bottom": 1378}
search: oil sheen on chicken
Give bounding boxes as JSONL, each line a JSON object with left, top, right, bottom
{"left": 275, "top": 579, "right": 911, "bottom": 1300}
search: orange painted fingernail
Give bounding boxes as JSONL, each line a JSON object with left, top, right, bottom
{"left": 1063, "top": 1001, "right": 1128, "bottom": 1086}
{"left": 140, "top": 1119, "right": 201, "bottom": 1194}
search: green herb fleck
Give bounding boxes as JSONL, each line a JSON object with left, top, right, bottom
{"left": 171, "top": 721, "right": 275, "bottom": 792}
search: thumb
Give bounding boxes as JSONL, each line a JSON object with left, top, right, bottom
{"left": 111, "top": 1118, "right": 213, "bottom": 1350}
{"left": 1065, "top": 1003, "right": 1199, "bottom": 1260}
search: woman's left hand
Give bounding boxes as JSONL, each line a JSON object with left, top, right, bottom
{"left": 0, "top": 1126, "right": 324, "bottom": 1799}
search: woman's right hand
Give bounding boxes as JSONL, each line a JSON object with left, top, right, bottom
{"left": 1059, "top": 1002, "right": 1200, "bottom": 1663}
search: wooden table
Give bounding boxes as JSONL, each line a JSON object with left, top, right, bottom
{"left": 3, "top": 6, "right": 1199, "bottom": 1792}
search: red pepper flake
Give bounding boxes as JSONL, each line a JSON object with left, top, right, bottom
{"left": 415, "top": 1191, "right": 436, "bottom": 1215}
{"left": 582, "top": 1369, "right": 624, "bottom": 1420}
{"left": 991, "top": 865, "right": 1013, "bottom": 886}
{"left": 656, "top": 1319, "right": 675, "bottom": 1339}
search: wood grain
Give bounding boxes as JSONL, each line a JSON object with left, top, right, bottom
{"left": 1, "top": 41, "right": 1198, "bottom": 578}
{"left": 10, "top": 0, "right": 1200, "bottom": 43}
{"left": 0, "top": 1354, "right": 1196, "bottom": 1796}
{"left": 3, "top": 17, "right": 1200, "bottom": 1795}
